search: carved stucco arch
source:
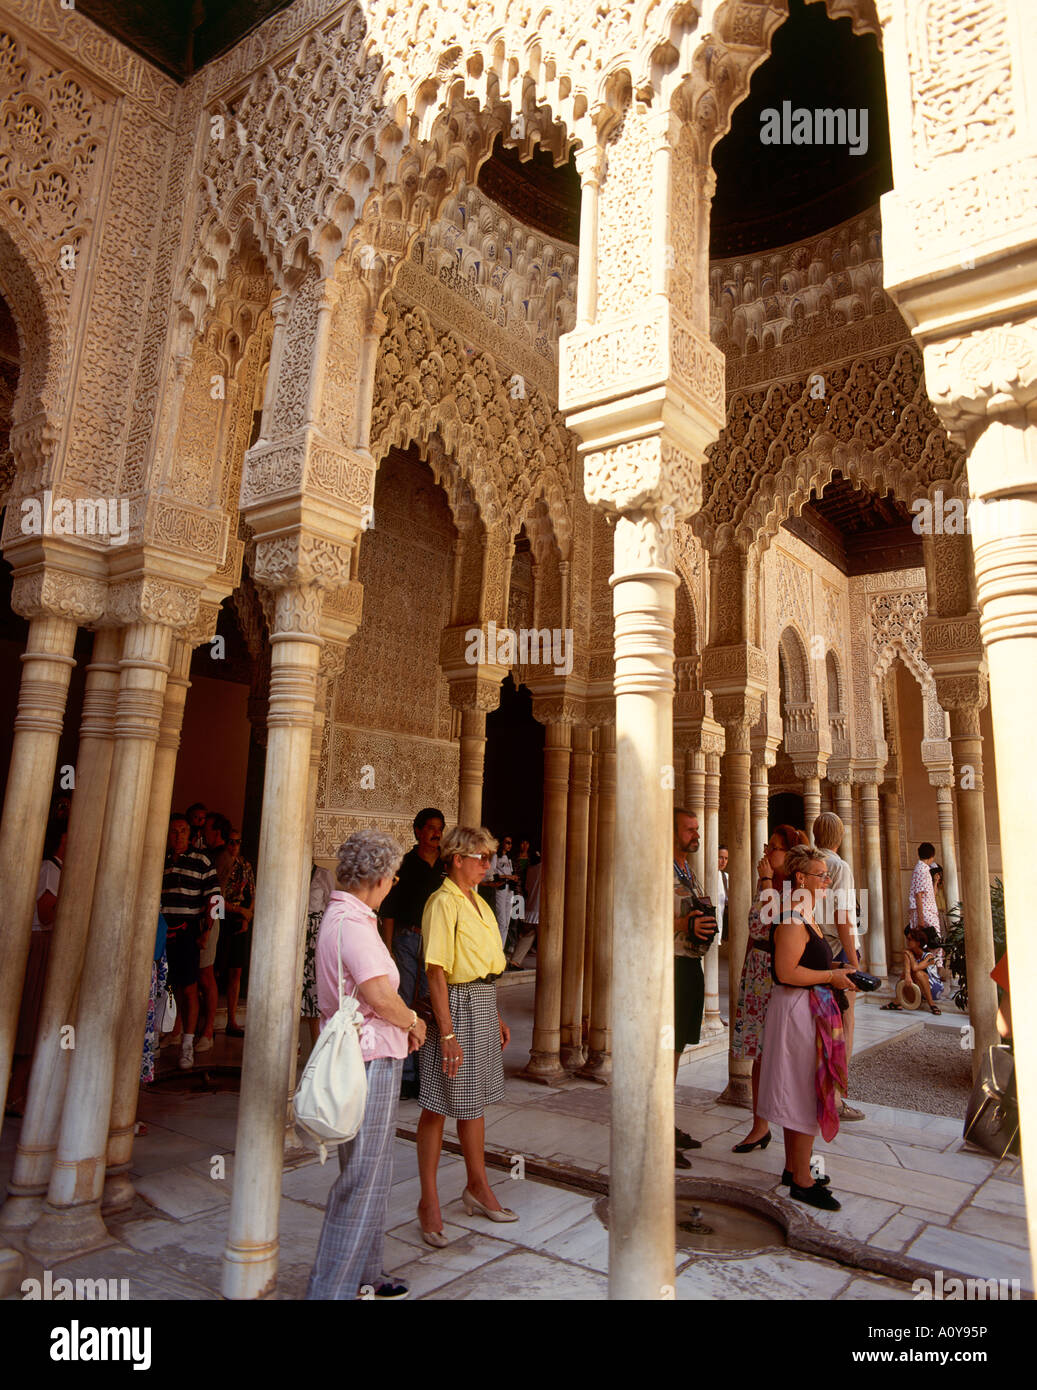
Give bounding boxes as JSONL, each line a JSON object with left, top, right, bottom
{"left": 0, "top": 209, "right": 71, "bottom": 482}
{"left": 778, "top": 623, "right": 814, "bottom": 708}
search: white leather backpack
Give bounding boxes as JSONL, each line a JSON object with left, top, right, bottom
{"left": 292, "top": 917, "right": 368, "bottom": 1162}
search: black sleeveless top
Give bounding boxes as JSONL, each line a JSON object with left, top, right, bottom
{"left": 770, "top": 912, "right": 834, "bottom": 986}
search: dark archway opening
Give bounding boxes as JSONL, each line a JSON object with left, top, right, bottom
{"left": 482, "top": 675, "right": 544, "bottom": 850}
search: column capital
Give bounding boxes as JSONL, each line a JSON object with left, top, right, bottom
{"left": 252, "top": 527, "right": 353, "bottom": 593}
{"left": 920, "top": 612, "right": 985, "bottom": 676}
{"left": 923, "top": 316, "right": 1037, "bottom": 440}
{"left": 792, "top": 757, "right": 829, "bottom": 783}
{"left": 826, "top": 762, "right": 855, "bottom": 785}
{"left": 530, "top": 693, "right": 587, "bottom": 726}
{"left": 701, "top": 643, "right": 768, "bottom": 703}
{"left": 447, "top": 675, "right": 504, "bottom": 714}
{"left": 439, "top": 623, "right": 512, "bottom": 689}
{"left": 928, "top": 767, "right": 956, "bottom": 789}
{"left": 933, "top": 671, "right": 988, "bottom": 715}
{"left": 10, "top": 564, "right": 108, "bottom": 627}
{"left": 853, "top": 764, "right": 887, "bottom": 787}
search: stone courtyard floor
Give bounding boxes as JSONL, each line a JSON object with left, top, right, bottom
{"left": 1, "top": 964, "right": 1029, "bottom": 1301}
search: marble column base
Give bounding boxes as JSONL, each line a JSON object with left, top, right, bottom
{"left": 0, "top": 1246, "right": 24, "bottom": 1298}
{"left": 521, "top": 1051, "right": 567, "bottom": 1085}
{"left": 716, "top": 1074, "right": 753, "bottom": 1108}
{"left": 27, "top": 1202, "right": 109, "bottom": 1260}
{"left": 0, "top": 1191, "right": 43, "bottom": 1231}
{"left": 100, "top": 1170, "right": 136, "bottom": 1215}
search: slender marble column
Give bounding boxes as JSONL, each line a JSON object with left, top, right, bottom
{"left": 701, "top": 752, "right": 723, "bottom": 1037}
{"left": 1, "top": 629, "right": 122, "bottom": 1229}
{"left": 750, "top": 759, "right": 769, "bottom": 867}
{"left": 222, "top": 586, "right": 323, "bottom": 1299}
{"left": 882, "top": 788, "right": 904, "bottom": 968}
{"left": 0, "top": 614, "right": 79, "bottom": 1118}
{"left": 580, "top": 724, "right": 615, "bottom": 1082}
{"left": 29, "top": 620, "right": 173, "bottom": 1256}
{"left": 934, "top": 781, "right": 961, "bottom": 911}
{"left": 458, "top": 707, "right": 487, "bottom": 826}
{"left": 802, "top": 776, "right": 822, "bottom": 838}
{"left": 717, "top": 726, "right": 753, "bottom": 1105}
{"left": 560, "top": 726, "right": 592, "bottom": 1069}
{"left": 582, "top": 729, "right": 600, "bottom": 1043}
{"left": 103, "top": 637, "right": 193, "bottom": 1211}
{"left": 524, "top": 719, "right": 570, "bottom": 1082}
{"left": 608, "top": 513, "right": 677, "bottom": 1299}
{"left": 684, "top": 750, "right": 705, "bottom": 884}
{"left": 857, "top": 779, "right": 888, "bottom": 981}
{"left": 945, "top": 701, "right": 999, "bottom": 1064}
{"left": 833, "top": 778, "right": 856, "bottom": 879}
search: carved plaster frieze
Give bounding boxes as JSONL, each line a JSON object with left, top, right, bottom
{"left": 920, "top": 613, "right": 983, "bottom": 662}
{"left": 701, "top": 642, "right": 769, "bottom": 697}
{"left": 147, "top": 498, "right": 228, "bottom": 564}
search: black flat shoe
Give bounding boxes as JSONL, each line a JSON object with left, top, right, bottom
{"left": 732, "top": 1131, "right": 771, "bottom": 1153}
{"left": 675, "top": 1127, "right": 702, "bottom": 1150}
{"left": 789, "top": 1180, "right": 841, "bottom": 1211}
{"left": 674, "top": 1149, "right": 692, "bottom": 1170}
{"left": 782, "top": 1168, "right": 831, "bottom": 1187}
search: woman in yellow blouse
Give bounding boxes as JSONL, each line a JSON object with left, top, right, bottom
{"left": 416, "top": 825, "right": 516, "bottom": 1246}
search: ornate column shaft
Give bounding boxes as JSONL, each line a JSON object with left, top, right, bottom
{"left": 857, "top": 775, "right": 888, "bottom": 981}
{"left": 582, "top": 727, "right": 601, "bottom": 1042}
{"left": 29, "top": 608, "right": 177, "bottom": 1257}
{"left": 523, "top": 716, "right": 571, "bottom": 1082}
{"left": 831, "top": 773, "right": 856, "bottom": 879}
{"left": 684, "top": 749, "right": 706, "bottom": 882}
{"left": 458, "top": 708, "right": 488, "bottom": 826}
{"left": 714, "top": 714, "right": 756, "bottom": 1104}
{"left": 222, "top": 582, "right": 324, "bottom": 1299}
{"left": 941, "top": 685, "right": 999, "bottom": 1065}
{"left": 933, "top": 780, "right": 961, "bottom": 910}
{"left": 103, "top": 631, "right": 199, "bottom": 1210}
{"left": 882, "top": 787, "right": 904, "bottom": 970}
{"left": 701, "top": 750, "right": 723, "bottom": 1038}
{"left": 580, "top": 723, "right": 615, "bottom": 1082}
{"left": 0, "top": 605, "right": 83, "bottom": 1117}
{"left": 560, "top": 724, "right": 592, "bottom": 1069}
{"left": 801, "top": 776, "right": 821, "bottom": 836}
{"left": 750, "top": 758, "right": 770, "bottom": 868}
{"left": 1, "top": 628, "right": 122, "bottom": 1229}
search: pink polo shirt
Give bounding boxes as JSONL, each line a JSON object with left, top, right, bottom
{"left": 315, "top": 891, "right": 408, "bottom": 1061}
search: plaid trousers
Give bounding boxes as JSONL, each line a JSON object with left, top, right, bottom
{"left": 306, "top": 1056, "right": 404, "bottom": 1300}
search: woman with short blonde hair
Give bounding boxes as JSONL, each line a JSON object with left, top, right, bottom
{"left": 756, "top": 847, "right": 857, "bottom": 1212}
{"left": 415, "top": 825, "right": 516, "bottom": 1246}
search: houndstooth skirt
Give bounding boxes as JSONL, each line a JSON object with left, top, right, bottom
{"left": 418, "top": 981, "right": 505, "bottom": 1120}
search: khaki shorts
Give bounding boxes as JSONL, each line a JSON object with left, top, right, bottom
{"left": 198, "top": 919, "right": 220, "bottom": 969}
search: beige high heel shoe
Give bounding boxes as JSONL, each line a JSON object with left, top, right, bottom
{"left": 462, "top": 1187, "right": 518, "bottom": 1222}
{"left": 421, "top": 1228, "right": 449, "bottom": 1248}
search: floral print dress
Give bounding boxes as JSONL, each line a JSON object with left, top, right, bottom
{"left": 731, "top": 897, "right": 775, "bottom": 1060}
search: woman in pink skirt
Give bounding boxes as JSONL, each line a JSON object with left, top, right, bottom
{"left": 731, "top": 824, "right": 807, "bottom": 1153}
{"left": 757, "top": 845, "right": 856, "bottom": 1211}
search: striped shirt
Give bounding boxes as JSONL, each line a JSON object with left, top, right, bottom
{"left": 162, "top": 850, "right": 220, "bottom": 937}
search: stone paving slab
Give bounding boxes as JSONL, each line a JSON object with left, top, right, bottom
{"left": 421, "top": 1247, "right": 609, "bottom": 1300}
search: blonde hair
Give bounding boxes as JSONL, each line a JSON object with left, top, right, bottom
{"left": 784, "top": 844, "right": 827, "bottom": 889}
{"left": 813, "top": 812, "right": 844, "bottom": 852}
{"left": 440, "top": 824, "right": 498, "bottom": 867}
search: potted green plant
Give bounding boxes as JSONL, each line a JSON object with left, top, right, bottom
{"left": 943, "top": 879, "right": 1006, "bottom": 1013}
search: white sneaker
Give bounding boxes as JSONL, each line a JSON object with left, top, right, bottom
{"left": 195, "top": 1035, "right": 213, "bottom": 1053}
{"left": 178, "top": 1040, "right": 194, "bottom": 1070}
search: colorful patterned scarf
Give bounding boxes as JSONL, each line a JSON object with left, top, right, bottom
{"left": 809, "top": 985, "right": 848, "bottom": 1142}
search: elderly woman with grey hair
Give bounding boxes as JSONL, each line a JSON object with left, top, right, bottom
{"left": 306, "top": 829, "right": 427, "bottom": 1301}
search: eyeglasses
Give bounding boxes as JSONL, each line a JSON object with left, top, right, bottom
{"left": 229, "top": 838, "right": 241, "bottom": 844}
{"left": 803, "top": 871, "right": 831, "bottom": 883}
{"left": 462, "top": 853, "right": 492, "bottom": 864}
{"left": 391, "top": 874, "right": 399, "bottom": 884}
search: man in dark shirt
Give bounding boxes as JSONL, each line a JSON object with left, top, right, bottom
{"left": 162, "top": 813, "right": 221, "bottom": 1072}
{"left": 379, "top": 807, "right": 445, "bottom": 1097}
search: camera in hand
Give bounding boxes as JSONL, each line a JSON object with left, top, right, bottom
{"left": 847, "top": 969, "right": 880, "bottom": 992}
{"left": 689, "top": 896, "right": 719, "bottom": 939}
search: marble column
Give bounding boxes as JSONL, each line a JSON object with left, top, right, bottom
{"left": 222, "top": 584, "right": 323, "bottom": 1299}
{"left": 933, "top": 779, "right": 961, "bottom": 911}
{"left": 580, "top": 722, "right": 615, "bottom": 1083}
{"left": 857, "top": 776, "right": 888, "bottom": 981}
{"left": 0, "top": 612, "right": 80, "bottom": 1118}
{"left": 523, "top": 717, "right": 570, "bottom": 1083}
{"left": 941, "top": 689, "right": 999, "bottom": 1064}
{"left": 103, "top": 635, "right": 196, "bottom": 1211}
{"left": 684, "top": 748, "right": 706, "bottom": 884}
{"left": 0, "top": 629, "right": 122, "bottom": 1230}
{"left": 701, "top": 751, "right": 723, "bottom": 1036}
{"left": 560, "top": 725, "right": 592, "bottom": 1069}
{"left": 831, "top": 775, "right": 856, "bottom": 879}
{"left": 582, "top": 727, "right": 600, "bottom": 1044}
{"left": 882, "top": 787, "right": 904, "bottom": 966}
{"left": 28, "top": 617, "right": 174, "bottom": 1257}
{"left": 749, "top": 758, "right": 769, "bottom": 867}
{"left": 458, "top": 707, "right": 487, "bottom": 826}
{"left": 607, "top": 511, "right": 677, "bottom": 1299}
{"left": 801, "top": 775, "right": 822, "bottom": 837}
{"left": 716, "top": 719, "right": 754, "bottom": 1105}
